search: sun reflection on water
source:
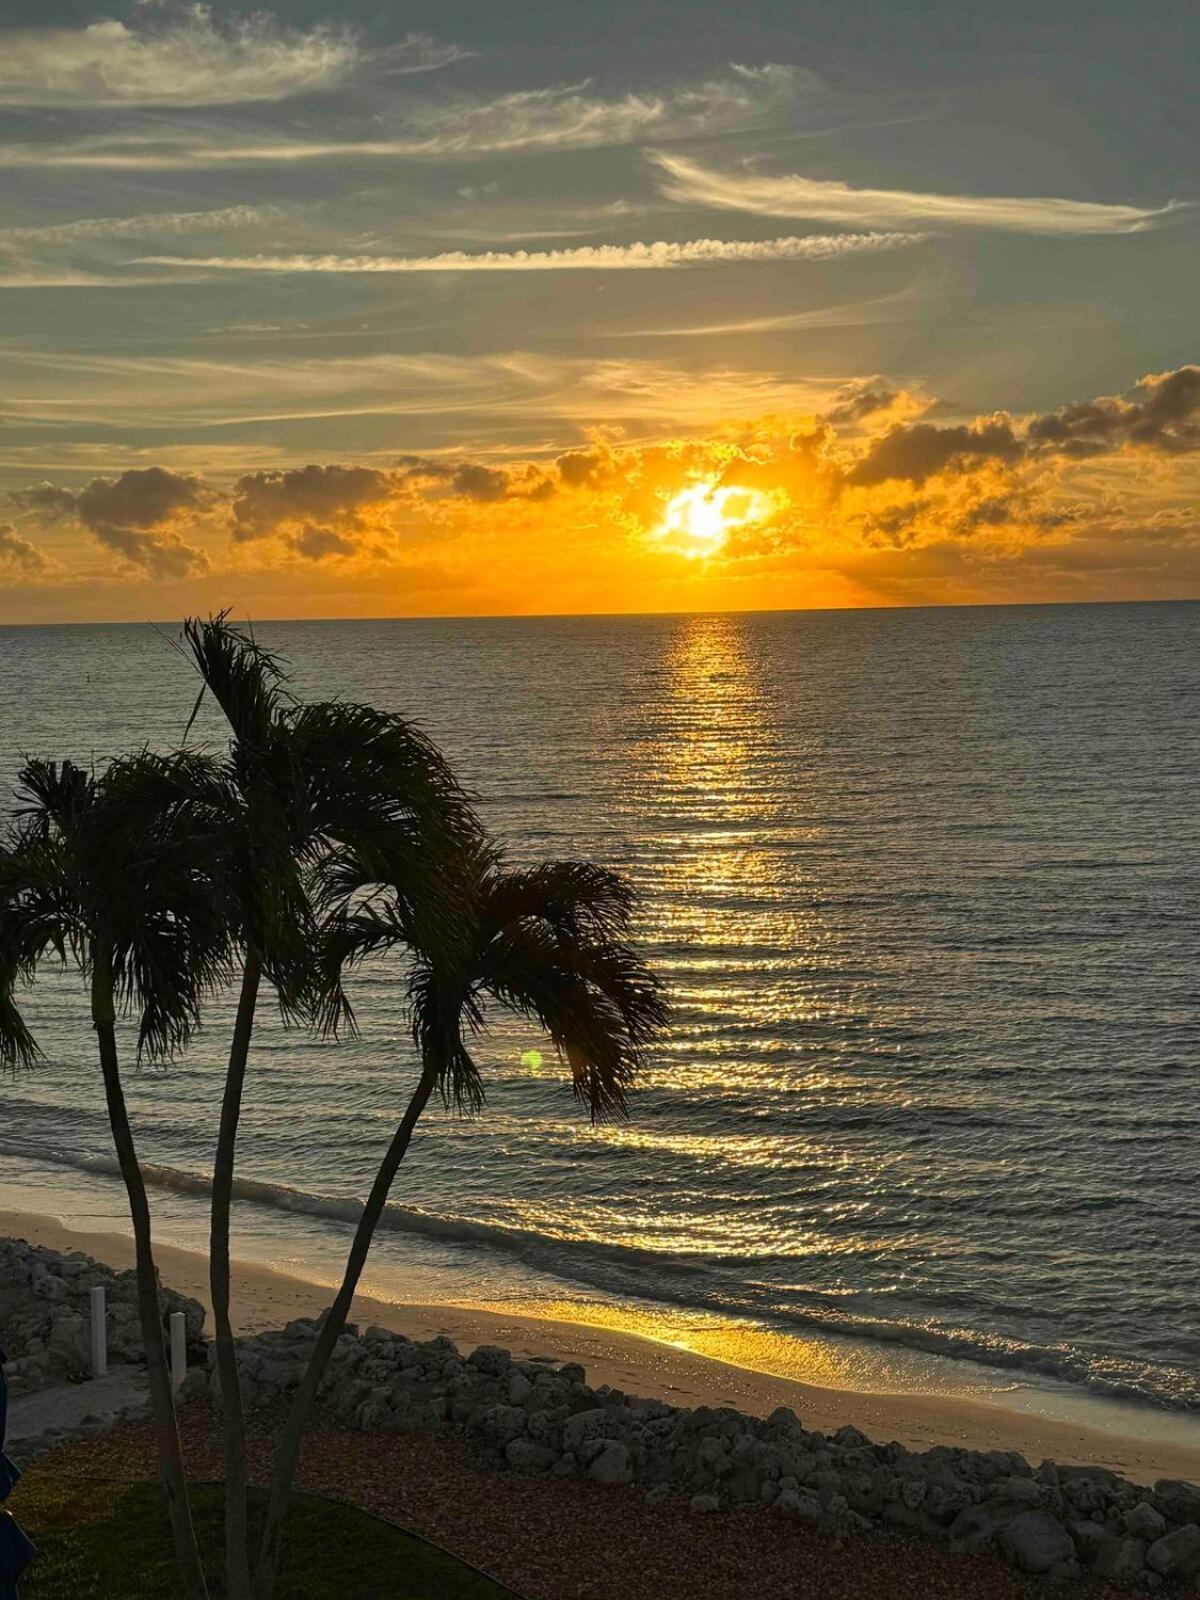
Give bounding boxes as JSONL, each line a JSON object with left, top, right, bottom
{"left": 467, "top": 1296, "right": 1000, "bottom": 1400}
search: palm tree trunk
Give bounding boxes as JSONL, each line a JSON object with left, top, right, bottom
{"left": 90, "top": 953, "right": 209, "bottom": 1600}
{"left": 251, "top": 1060, "right": 438, "bottom": 1600}
{"left": 210, "top": 950, "right": 262, "bottom": 1600}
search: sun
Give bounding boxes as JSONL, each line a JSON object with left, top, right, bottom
{"left": 653, "top": 478, "right": 774, "bottom": 558}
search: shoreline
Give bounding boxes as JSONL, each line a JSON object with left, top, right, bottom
{"left": 5, "top": 1205, "right": 1200, "bottom": 1487}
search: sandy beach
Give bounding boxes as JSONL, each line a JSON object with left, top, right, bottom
{"left": 5, "top": 1204, "right": 1200, "bottom": 1488}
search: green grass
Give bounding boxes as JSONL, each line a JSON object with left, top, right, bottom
{"left": 7, "top": 1471, "right": 522, "bottom": 1599}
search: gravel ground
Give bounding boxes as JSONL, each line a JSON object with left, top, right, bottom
{"left": 37, "top": 1400, "right": 1198, "bottom": 1600}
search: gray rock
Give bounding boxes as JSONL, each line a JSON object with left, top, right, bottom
{"left": 1063, "top": 1476, "right": 1109, "bottom": 1515}
{"left": 354, "top": 1394, "right": 393, "bottom": 1431}
{"left": 562, "top": 1408, "right": 609, "bottom": 1453}
{"left": 947, "top": 1501, "right": 1012, "bottom": 1552}
{"left": 1059, "top": 1464, "right": 1120, "bottom": 1488}
{"left": 0, "top": 1237, "right": 207, "bottom": 1393}
{"left": 1153, "top": 1481, "right": 1200, "bottom": 1525}
{"left": 689, "top": 1494, "right": 720, "bottom": 1514}
{"left": 811, "top": 1468, "right": 843, "bottom": 1504}
{"left": 1069, "top": 1519, "right": 1109, "bottom": 1565}
{"left": 505, "top": 1439, "right": 556, "bottom": 1473}
{"left": 477, "top": 1404, "right": 527, "bottom": 1446}
{"left": 833, "top": 1426, "right": 869, "bottom": 1449}
{"left": 590, "top": 1442, "right": 632, "bottom": 1485}
{"left": 996, "top": 1511, "right": 1075, "bottom": 1575}
{"left": 1146, "top": 1523, "right": 1200, "bottom": 1578}
{"left": 176, "top": 1369, "right": 210, "bottom": 1404}
{"left": 468, "top": 1345, "right": 512, "bottom": 1377}
{"left": 765, "top": 1406, "right": 803, "bottom": 1434}
{"left": 882, "top": 1501, "right": 939, "bottom": 1537}
{"left": 575, "top": 1436, "right": 609, "bottom": 1467}
{"left": 46, "top": 1312, "right": 88, "bottom": 1373}
{"left": 900, "top": 1477, "right": 927, "bottom": 1510}
{"left": 1124, "top": 1501, "right": 1167, "bottom": 1541}
{"left": 996, "top": 1475, "right": 1041, "bottom": 1507}
{"left": 775, "top": 1489, "right": 821, "bottom": 1524}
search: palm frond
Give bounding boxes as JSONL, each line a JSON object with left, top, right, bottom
{"left": 183, "top": 611, "right": 292, "bottom": 750}
{"left": 0, "top": 841, "right": 45, "bottom": 1070}
{"left": 477, "top": 916, "right": 664, "bottom": 1119}
{"left": 287, "top": 699, "right": 479, "bottom": 856}
{"left": 13, "top": 758, "right": 95, "bottom": 836}
{"left": 408, "top": 959, "right": 486, "bottom": 1111}
{"left": 397, "top": 847, "right": 667, "bottom": 1122}
{"left": 90, "top": 748, "right": 241, "bottom": 1058}
{"left": 0, "top": 746, "right": 243, "bottom": 1064}
{"left": 482, "top": 860, "right": 636, "bottom": 942}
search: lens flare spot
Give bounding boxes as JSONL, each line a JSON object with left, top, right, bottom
{"left": 520, "top": 1048, "right": 545, "bottom": 1074}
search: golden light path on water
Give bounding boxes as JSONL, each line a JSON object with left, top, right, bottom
{"left": 466, "top": 1296, "right": 993, "bottom": 1399}
{"left": 497, "top": 615, "right": 901, "bottom": 1287}
{"left": 450, "top": 1295, "right": 1200, "bottom": 1447}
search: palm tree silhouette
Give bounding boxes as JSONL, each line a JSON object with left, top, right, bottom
{"left": 0, "top": 618, "right": 667, "bottom": 1600}
{"left": 251, "top": 839, "right": 668, "bottom": 1598}
{"left": 179, "top": 615, "right": 477, "bottom": 1600}
{"left": 0, "top": 751, "right": 236, "bottom": 1600}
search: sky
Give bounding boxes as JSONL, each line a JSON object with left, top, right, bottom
{"left": 0, "top": 0, "right": 1196, "bottom": 622}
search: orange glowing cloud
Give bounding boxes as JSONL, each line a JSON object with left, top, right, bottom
{"left": 4, "top": 365, "right": 1199, "bottom": 620}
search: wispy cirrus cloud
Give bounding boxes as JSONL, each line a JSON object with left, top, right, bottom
{"left": 0, "top": 10, "right": 388, "bottom": 108}
{"left": 134, "top": 231, "right": 924, "bottom": 274}
{"left": 0, "top": 265, "right": 220, "bottom": 288}
{"left": 607, "top": 276, "right": 941, "bottom": 337}
{"left": 0, "top": 62, "right": 811, "bottom": 168}
{"left": 651, "top": 152, "right": 1187, "bottom": 236}
{"left": 379, "top": 62, "right": 810, "bottom": 159}
{"left": 0, "top": 204, "right": 286, "bottom": 245}
{"left": 0, "top": 346, "right": 842, "bottom": 442}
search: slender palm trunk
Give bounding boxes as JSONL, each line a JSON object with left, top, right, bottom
{"left": 210, "top": 951, "right": 262, "bottom": 1600}
{"left": 90, "top": 954, "right": 209, "bottom": 1600}
{"left": 251, "top": 1060, "right": 438, "bottom": 1600}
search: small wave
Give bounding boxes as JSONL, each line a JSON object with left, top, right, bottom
{"left": 0, "top": 1139, "right": 703, "bottom": 1276}
{"left": 3, "top": 1136, "right": 1197, "bottom": 1414}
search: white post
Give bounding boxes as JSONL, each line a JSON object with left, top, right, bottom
{"left": 89, "top": 1285, "right": 107, "bottom": 1379}
{"left": 169, "top": 1311, "right": 187, "bottom": 1392}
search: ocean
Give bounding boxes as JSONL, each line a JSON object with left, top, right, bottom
{"left": 1, "top": 604, "right": 1198, "bottom": 1430}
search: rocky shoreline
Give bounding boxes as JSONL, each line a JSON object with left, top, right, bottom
{"left": 184, "top": 1316, "right": 1200, "bottom": 1590}
{"left": 0, "top": 1236, "right": 203, "bottom": 1395}
{"left": 6, "top": 1237, "right": 1200, "bottom": 1590}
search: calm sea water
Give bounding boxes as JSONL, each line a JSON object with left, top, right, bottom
{"left": 1, "top": 605, "right": 1198, "bottom": 1417}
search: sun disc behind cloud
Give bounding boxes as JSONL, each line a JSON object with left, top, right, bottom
{"left": 652, "top": 478, "right": 777, "bottom": 558}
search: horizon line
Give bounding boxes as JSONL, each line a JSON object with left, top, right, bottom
{"left": 1, "top": 594, "right": 1197, "bottom": 630}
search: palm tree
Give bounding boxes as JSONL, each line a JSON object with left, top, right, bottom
{"left": 251, "top": 841, "right": 668, "bottom": 1598}
{"left": 0, "top": 751, "right": 237, "bottom": 1600}
{"left": 179, "top": 615, "right": 478, "bottom": 1600}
